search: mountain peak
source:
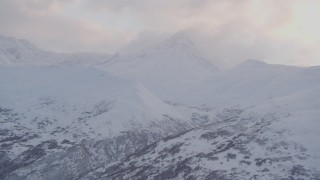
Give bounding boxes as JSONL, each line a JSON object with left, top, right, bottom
{"left": 0, "top": 35, "right": 38, "bottom": 51}
{"left": 164, "top": 31, "right": 194, "bottom": 47}
{"left": 0, "top": 35, "right": 43, "bottom": 65}
{"left": 151, "top": 31, "right": 197, "bottom": 54}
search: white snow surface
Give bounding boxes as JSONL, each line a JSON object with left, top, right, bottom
{"left": 0, "top": 66, "right": 190, "bottom": 156}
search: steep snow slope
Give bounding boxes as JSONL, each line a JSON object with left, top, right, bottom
{"left": 97, "top": 107, "right": 320, "bottom": 179}
{"left": 0, "top": 35, "right": 46, "bottom": 65}
{"left": 0, "top": 35, "right": 110, "bottom": 66}
{"left": 0, "top": 66, "right": 190, "bottom": 151}
{"left": 0, "top": 66, "right": 194, "bottom": 179}
{"left": 102, "top": 32, "right": 217, "bottom": 99}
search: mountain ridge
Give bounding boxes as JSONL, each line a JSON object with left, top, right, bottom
{"left": 0, "top": 35, "right": 111, "bottom": 66}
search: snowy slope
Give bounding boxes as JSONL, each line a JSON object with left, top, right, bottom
{"left": 97, "top": 107, "right": 320, "bottom": 179}
{"left": 183, "top": 60, "right": 320, "bottom": 107}
{"left": 0, "top": 35, "right": 47, "bottom": 65}
{"left": 0, "top": 66, "right": 190, "bottom": 151}
{"left": 81, "top": 61, "right": 320, "bottom": 179}
{"left": 181, "top": 61, "right": 320, "bottom": 163}
{"left": 102, "top": 32, "right": 218, "bottom": 99}
{"left": 0, "top": 66, "right": 195, "bottom": 179}
{"left": 0, "top": 35, "right": 110, "bottom": 66}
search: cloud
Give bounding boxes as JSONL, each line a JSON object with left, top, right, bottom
{"left": 0, "top": 0, "right": 319, "bottom": 66}
{"left": 0, "top": 0, "right": 133, "bottom": 53}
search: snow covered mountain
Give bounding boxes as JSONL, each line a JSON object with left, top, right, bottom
{"left": 0, "top": 66, "right": 198, "bottom": 179}
{"left": 0, "top": 35, "right": 110, "bottom": 66}
{"left": 0, "top": 34, "right": 320, "bottom": 180}
{"left": 77, "top": 61, "right": 320, "bottom": 179}
{"left": 102, "top": 32, "right": 218, "bottom": 99}
{"left": 79, "top": 60, "right": 320, "bottom": 179}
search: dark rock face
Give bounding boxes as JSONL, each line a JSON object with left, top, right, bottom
{"left": 0, "top": 142, "right": 47, "bottom": 179}
{"left": 160, "top": 143, "right": 184, "bottom": 156}
{"left": 200, "top": 129, "right": 232, "bottom": 140}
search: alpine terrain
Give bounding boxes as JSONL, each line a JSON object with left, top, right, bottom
{"left": 0, "top": 33, "right": 319, "bottom": 180}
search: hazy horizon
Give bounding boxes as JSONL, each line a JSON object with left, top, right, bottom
{"left": 1, "top": 0, "right": 320, "bottom": 66}
{"left": 1, "top": 1, "right": 320, "bottom": 179}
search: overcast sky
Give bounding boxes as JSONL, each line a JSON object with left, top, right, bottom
{"left": 1, "top": 0, "right": 320, "bottom": 66}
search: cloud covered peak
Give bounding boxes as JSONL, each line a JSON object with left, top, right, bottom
{"left": 151, "top": 31, "right": 198, "bottom": 55}
{"left": 162, "top": 31, "right": 194, "bottom": 48}
{"left": 0, "top": 35, "right": 39, "bottom": 51}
